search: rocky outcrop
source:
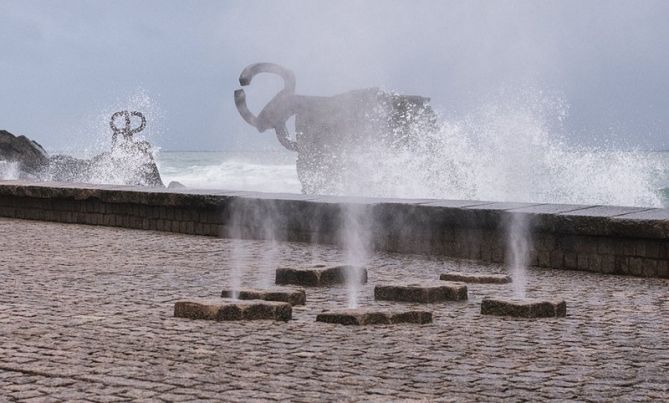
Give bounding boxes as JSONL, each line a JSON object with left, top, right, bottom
{"left": 0, "top": 130, "right": 49, "bottom": 177}
{"left": 0, "top": 129, "right": 163, "bottom": 187}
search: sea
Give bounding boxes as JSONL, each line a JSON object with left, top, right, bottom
{"left": 156, "top": 150, "right": 669, "bottom": 209}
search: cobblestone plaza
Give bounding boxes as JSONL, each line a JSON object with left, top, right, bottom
{"left": 1, "top": 218, "right": 668, "bottom": 401}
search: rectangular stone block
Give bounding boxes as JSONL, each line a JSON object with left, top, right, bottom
{"left": 316, "top": 308, "right": 432, "bottom": 325}
{"left": 564, "top": 252, "right": 578, "bottom": 269}
{"left": 657, "top": 260, "right": 669, "bottom": 278}
{"left": 374, "top": 282, "right": 467, "bottom": 303}
{"left": 549, "top": 250, "right": 564, "bottom": 268}
{"left": 439, "top": 272, "right": 511, "bottom": 284}
{"left": 537, "top": 250, "right": 550, "bottom": 267}
{"left": 600, "top": 255, "right": 615, "bottom": 273}
{"left": 221, "top": 287, "right": 306, "bottom": 306}
{"left": 275, "top": 264, "right": 367, "bottom": 287}
{"left": 174, "top": 298, "right": 292, "bottom": 321}
{"left": 577, "top": 254, "right": 589, "bottom": 270}
{"left": 481, "top": 298, "right": 566, "bottom": 318}
{"left": 615, "top": 256, "right": 630, "bottom": 274}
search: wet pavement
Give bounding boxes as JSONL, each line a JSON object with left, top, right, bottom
{"left": 0, "top": 217, "right": 668, "bottom": 401}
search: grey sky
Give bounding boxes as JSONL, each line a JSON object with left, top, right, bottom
{"left": 1, "top": 0, "right": 668, "bottom": 152}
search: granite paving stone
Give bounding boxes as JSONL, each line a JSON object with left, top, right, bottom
{"left": 374, "top": 281, "right": 468, "bottom": 302}
{"left": 481, "top": 298, "right": 567, "bottom": 318}
{"left": 275, "top": 264, "right": 368, "bottom": 286}
{"left": 0, "top": 217, "right": 667, "bottom": 401}
{"left": 440, "top": 272, "right": 512, "bottom": 284}
{"left": 220, "top": 287, "right": 307, "bottom": 306}
{"left": 315, "top": 308, "right": 432, "bottom": 325}
{"left": 174, "top": 298, "right": 292, "bottom": 321}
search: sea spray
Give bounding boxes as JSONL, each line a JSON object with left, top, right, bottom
{"left": 158, "top": 155, "right": 301, "bottom": 193}
{"left": 80, "top": 90, "right": 163, "bottom": 186}
{"left": 0, "top": 89, "right": 166, "bottom": 186}
{"left": 299, "top": 90, "right": 665, "bottom": 208}
{"left": 0, "top": 161, "right": 20, "bottom": 180}
{"left": 66, "top": 89, "right": 163, "bottom": 159}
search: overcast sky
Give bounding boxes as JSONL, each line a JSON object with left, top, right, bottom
{"left": 1, "top": 0, "right": 668, "bottom": 152}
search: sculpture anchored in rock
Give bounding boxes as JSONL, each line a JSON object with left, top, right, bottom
{"left": 110, "top": 110, "right": 147, "bottom": 150}
{"left": 234, "top": 63, "right": 437, "bottom": 194}
{"left": 0, "top": 111, "right": 163, "bottom": 187}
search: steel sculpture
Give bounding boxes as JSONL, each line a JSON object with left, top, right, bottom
{"left": 234, "top": 63, "right": 437, "bottom": 193}
{"left": 110, "top": 110, "right": 147, "bottom": 149}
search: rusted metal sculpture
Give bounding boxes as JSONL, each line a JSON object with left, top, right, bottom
{"left": 234, "top": 63, "right": 437, "bottom": 194}
{"left": 110, "top": 110, "right": 146, "bottom": 149}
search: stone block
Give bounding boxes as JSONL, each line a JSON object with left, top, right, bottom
{"left": 480, "top": 298, "right": 566, "bottom": 318}
{"left": 439, "top": 272, "right": 511, "bottom": 284}
{"left": 275, "top": 264, "right": 367, "bottom": 287}
{"left": 660, "top": 242, "right": 669, "bottom": 259}
{"left": 174, "top": 298, "right": 292, "bottom": 321}
{"left": 615, "top": 256, "right": 631, "bottom": 274}
{"left": 537, "top": 250, "right": 550, "bottom": 267}
{"left": 641, "top": 258, "right": 658, "bottom": 277}
{"left": 643, "top": 241, "right": 660, "bottom": 258}
{"left": 574, "top": 236, "right": 599, "bottom": 254}
{"left": 316, "top": 308, "right": 432, "bottom": 325}
{"left": 492, "top": 245, "right": 505, "bottom": 262}
{"left": 577, "top": 254, "right": 589, "bottom": 270}
{"left": 374, "top": 281, "right": 467, "bottom": 303}
{"left": 600, "top": 255, "right": 615, "bottom": 273}
{"left": 549, "top": 250, "right": 563, "bottom": 268}
{"left": 587, "top": 254, "right": 602, "bottom": 272}
{"left": 561, "top": 205, "right": 649, "bottom": 218}
{"left": 657, "top": 260, "right": 669, "bottom": 278}
{"left": 221, "top": 287, "right": 306, "bottom": 306}
{"left": 564, "top": 252, "right": 578, "bottom": 269}
{"left": 597, "top": 240, "right": 615, "bottom": 255}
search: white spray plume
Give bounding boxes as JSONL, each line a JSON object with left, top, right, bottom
{"left": 302, "top": 89, "right": 664, "bottom": 208}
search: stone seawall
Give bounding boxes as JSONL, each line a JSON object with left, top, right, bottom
{"left": 0, "top": 180, "right": 667, "bottom": 278}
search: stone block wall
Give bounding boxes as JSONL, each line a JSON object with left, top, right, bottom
{"left": 0, "top": 180, "right": 667, "bottom": 278}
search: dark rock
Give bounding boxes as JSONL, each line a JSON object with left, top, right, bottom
{"left": 480, "top": 298, "right": 566, "bottom": 318}
{"left": 174, "top": 298, "right": 292, "bottom": 321}
{"left": 220, "top": 287, "right": 306, "bottom": 306}
{"left": 0, "top": 129, "right": 163, "bottom": 187}
{"left": 0, "top": 130, "right": 49, "bottom": 176}
{"left": 316, "top": 308, "right": 432, "bottom": 325}
{"left": 168, "top": 181, "right": 186, "bottom": 189}
{"left": 374, "top": 282, "right": 468, "bottom": 303}
{"left": 440, "top": 272, "right": 511, "bottom": 284}
{"left": 45, "top": 141, "right": 163, "bottom": 187}
{"left": 275, "top": 264, "right": 367, "bottom": 287}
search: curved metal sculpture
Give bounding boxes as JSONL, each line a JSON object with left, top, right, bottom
{"left": 234, "top": 63, "right": 437, "bottom": 194}
{"left": 110, "top": 110, "right": 146, "bottom": 149}
{"left": 234, "top": 63, "right": 299, "bottom": 151}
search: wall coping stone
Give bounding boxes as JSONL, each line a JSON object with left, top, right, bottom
{"left": 0, "top": 180, "right": 667, "bottom": 240}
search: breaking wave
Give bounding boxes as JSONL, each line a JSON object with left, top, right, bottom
{"left": 158, "top": 152, "right": 301, "bottom": 193}
{"left": 300, "top": 90, "right": 666, "bottom": 207}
